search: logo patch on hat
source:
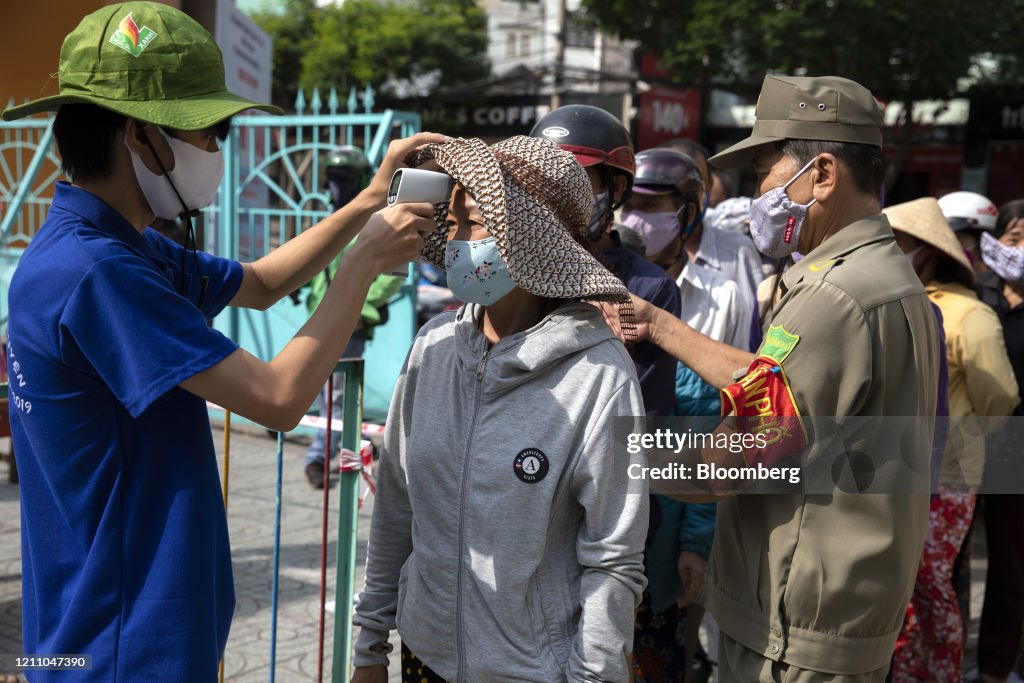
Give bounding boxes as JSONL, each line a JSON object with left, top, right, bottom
{"left": 109, "top": 13, "right": 157, "bottom": 58}
{"left": 541, "top": 126, "right": 570, "bottom": 139}
{"left": 513, "top": 448, "right": 549, "bottom": 484}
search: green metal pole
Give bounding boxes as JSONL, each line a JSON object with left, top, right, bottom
{"left": 332, "top": 359, "right": 364, "bottom": 681}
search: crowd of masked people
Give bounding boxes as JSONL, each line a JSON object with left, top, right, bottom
{"left": 355, "top": 89, "right": 1024, "bottom": 682}
{"left": 22, "top": 5, "right": 1024, "bottom": 681}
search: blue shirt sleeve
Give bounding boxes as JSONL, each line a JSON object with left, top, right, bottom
{"left": 632, "top": 274, "right": 682, "bottom": 417}
{"left": 59, "top": 255, "right": 240, "bottom": 419}
{"left": 143, "top": 230, "right": 244, "bottom": 319}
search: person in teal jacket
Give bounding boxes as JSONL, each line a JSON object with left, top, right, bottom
{"left": 303, "top": 147, "right": 404, "bottom": 489}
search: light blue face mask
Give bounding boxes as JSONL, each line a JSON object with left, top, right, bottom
{"left": 444, "top": 236, "right": 517, "bottom": 305}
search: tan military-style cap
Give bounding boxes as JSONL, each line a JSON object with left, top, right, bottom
{"left": 883, "top": 197, "right": 975, "bottom": 285}
{"left": 709, "top": 75, "right": 884, "bottom": 169}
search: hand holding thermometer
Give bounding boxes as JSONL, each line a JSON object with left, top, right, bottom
{"left": 384, "top": 169, "right": 453, "bottom": 276}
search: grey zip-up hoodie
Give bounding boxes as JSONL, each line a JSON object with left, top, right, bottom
{"left": 354, "top": 301, "right": 649, "bottom": 682}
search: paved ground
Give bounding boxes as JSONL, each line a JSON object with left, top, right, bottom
{"left": 0, "top": 427, "right": 402, "bottom": 683}
{"left": 0, "top": 427, "right": 1010, "bottom": 682}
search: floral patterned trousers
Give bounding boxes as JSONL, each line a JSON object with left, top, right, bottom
{"left": 892, "top": 487, "right": 976, "bottom": 682}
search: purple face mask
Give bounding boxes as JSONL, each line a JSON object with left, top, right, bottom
{"left": 749, "top": 157, "right": 817, "bottom": 259}
{"left": 620, "top": 209, "right": 681, "bottom": 255}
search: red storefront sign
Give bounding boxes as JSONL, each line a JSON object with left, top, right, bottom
{"left": 640, "top": 52, "right": 673, "bottom": 81}
{"left": 636, "top": 85, "right": 701, "bottom": 149}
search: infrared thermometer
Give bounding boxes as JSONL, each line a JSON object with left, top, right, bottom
{"left": 383, "top": 169, "right": 453, "bottom": 276}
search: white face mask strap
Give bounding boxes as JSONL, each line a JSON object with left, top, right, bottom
{"left": 138, "top": 124, "right": 209, "bottom": 306}
{"left": 139, "top": 126, "right": 190, "bottom": 219}
{"left": 783, "top": 155, "right": 819, "bottom": 191}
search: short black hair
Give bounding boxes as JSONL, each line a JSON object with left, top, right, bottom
{"left": 778, "top": 139, "right": 886, "bottom": 197}
{"left": 996, "top": 199, "right": 1024, "bottom": 237}
{"left": 53, "top": 103, "right": 232, "bottom": 183}
{"left": 53, "top": 103, "right": 127, "bottom": 182}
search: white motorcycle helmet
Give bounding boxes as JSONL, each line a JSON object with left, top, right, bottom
{"left": 937, "top": 191, "right": 999, "bottom": 233}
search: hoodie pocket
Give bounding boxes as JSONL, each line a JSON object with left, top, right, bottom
{"left": 395, "top": 555, "right": 413, "bottom": 634}
{"left": 526, "top": 573, "right": 569, "bottom": 681}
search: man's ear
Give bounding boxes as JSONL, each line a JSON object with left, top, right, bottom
{"left": 674, "top": 194, "right": 698, "bottom": 229}
{"left": 682, "top": 203, "right": 698, "bottom": 228}
{"left": 612, "top": 173, "right": 628, "bottom": 202}
{"left": 124, "top": 119, "right": 174, "bottom": 175}
{"left": 811, "top": 153, "right": 839, "bottom": 203}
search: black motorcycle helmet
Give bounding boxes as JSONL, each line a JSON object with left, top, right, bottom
{"left": 530, "top": 105, "right": 635, "bottom": 240}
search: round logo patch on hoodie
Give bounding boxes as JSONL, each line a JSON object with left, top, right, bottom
{"left": 514, "top": 448, "right": 548, "bottom": 484}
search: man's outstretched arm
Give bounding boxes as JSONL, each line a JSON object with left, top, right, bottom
{"left": 631, "top": 293, "right": 755, "bottom": 390}
{"left": 182, "top": 202, "right": 436, "bottom": 431}
{"left": 229, "top": 132, "right": 449, "bottom": 310}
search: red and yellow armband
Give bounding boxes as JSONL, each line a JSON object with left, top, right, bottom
{"left": 721, "top": 357, "right": 808, "bottom": 467}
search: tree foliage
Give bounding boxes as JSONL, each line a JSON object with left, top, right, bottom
{"left": 579, "top": 0, "right": 1024, "bottom": 102}
{"left": 251, "top": 0, "right": 489, "bottom": 110}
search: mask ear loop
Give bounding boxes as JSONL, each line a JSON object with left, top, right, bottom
{"left": 678, "top": 190, "right": 702, "bottom": 239}
{"left": 588, "top": 166, "right": 616, "bottom": 243}
{"left": 140, "top": 127, "right": 209, "bottom": 309}
{"left": 783, "top": 156, "right": 820, "bottom": 191}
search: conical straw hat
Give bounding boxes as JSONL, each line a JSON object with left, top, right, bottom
{"left": 883, "top": 197, "right": 974, "bottom": 285}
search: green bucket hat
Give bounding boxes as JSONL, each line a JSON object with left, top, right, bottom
{"left": 2, "top": 1, "right": 282, "bottom": 128}
{"left": 709, "top": 75, "right": 884, "bottom": 170}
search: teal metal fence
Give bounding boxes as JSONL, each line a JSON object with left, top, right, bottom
{"left": 0, "top": 111, "right": 62, "bottom": 330}
{"left": 0, "top": 86, "right": 420, "bottom": 681}
{"left": 205, "top": 86, "right": 420, "bottom": 423}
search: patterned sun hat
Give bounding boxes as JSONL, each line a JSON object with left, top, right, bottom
{"left": 417, "top": 135, "right": 630, "bottom": 303}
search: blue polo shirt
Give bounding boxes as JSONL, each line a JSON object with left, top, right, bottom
{"left": 9, "top": 183, "right": 243, "bottom": 681}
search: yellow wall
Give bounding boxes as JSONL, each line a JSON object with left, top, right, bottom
{"left": 1, "top": 0, "right": 183, "bottom": 105}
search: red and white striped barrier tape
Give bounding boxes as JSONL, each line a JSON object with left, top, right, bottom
{"left": 206, "top": 402, "right": 379, "bottom": 506}
{"left": 339, "top": 442, "right": 378, "bottom": 508}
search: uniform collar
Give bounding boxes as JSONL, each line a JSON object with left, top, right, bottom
{"left": 51, "top": 181, "right": 151, "bottom": 254}
{"left": 781, "top": 214, "right": 893, "bottom": 291}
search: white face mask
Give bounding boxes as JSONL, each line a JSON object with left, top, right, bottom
{"left": 981, "top": 231, "right": 1024, "bottom": 283}
{"left": 126, "top": 126, "right": 224, "bottom": 220}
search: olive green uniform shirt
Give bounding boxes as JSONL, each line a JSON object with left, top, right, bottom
{"left": 703, "top": 215, "right": 940, "bottom": 675}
